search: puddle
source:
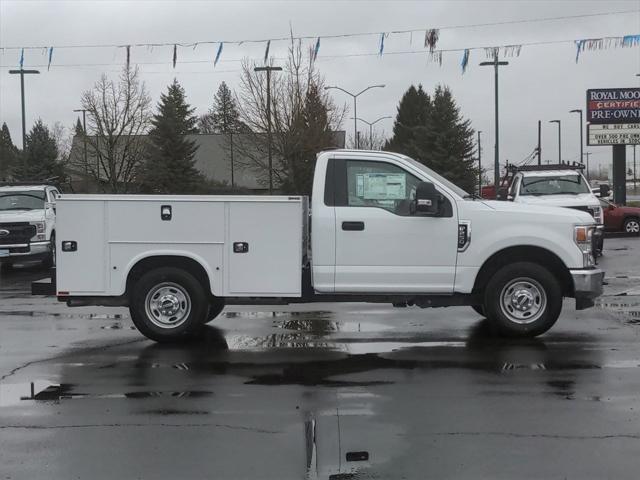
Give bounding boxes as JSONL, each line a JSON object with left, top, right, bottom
{"left": 0, "top": 380, "right": 213, "bottom": 406}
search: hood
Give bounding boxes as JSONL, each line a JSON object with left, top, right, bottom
{"left": 0, "top": 209, "right": 46, "bottom": 223}
{"left": 479, "top": 200, "right": 594, "bottom": 224}
{"left": 516, "top": 193, "right": 599, "bottom": 208}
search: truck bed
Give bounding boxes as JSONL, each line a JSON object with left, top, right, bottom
{"left": 55, "top": 195, "right": 307, "bottom": 298}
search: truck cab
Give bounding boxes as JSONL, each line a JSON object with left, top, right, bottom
{"left": 0, "top": 184, "right": 59, "bottom": 269}
{"left": 34, "top": 151, "right": 604, "bottom": 343}
{"left": 501, "top": 165, "right": 604, "bottom": 255}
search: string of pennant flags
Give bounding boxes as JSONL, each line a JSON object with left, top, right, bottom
{"left": 8, "top": 32, "right": 639, "bottom": 74}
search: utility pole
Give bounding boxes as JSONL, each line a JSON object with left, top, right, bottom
{"left": 73, "top": 108, "right": 89, "bottom": 191}
{"left": 325, "top": 84, "right": 385, "bottom": 149}
{"left": 549, "top": 120, "right": 562, "bottom": 163}
{"left": 479, "top": 57, "right": 508, "bottom": 191}
{"left": 477, "top": 131, "right": 482, "bottom": 195}
{"left": 254, "top": 65, "right": 282, "bottom": 194}
{"left": 8, "top": 68, "right": 40, "bottom": 151}
{"left": 537, "top": 121, "right": 542, "bottom": 165}
{"left": 351, "top": 116, "right": 392, "bottom": 149}
{"left": 633, "top": 145, "right": 637, "bottom": 190}
{"left": 583, "top": 152, "right": 592, "bottom": 182}
{"left": 569, "top": 109, "right": 584, "bottom": 166}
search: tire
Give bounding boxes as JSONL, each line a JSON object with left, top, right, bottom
{"left": 483, "top": 262, "right": 562, "bottom": 338}
{"left": 471, "top": 305, "right": 485, "bottom": 317}
{"left": 204, "top": 298, "right": 226, "bottom": 324}
{"left": 42, "top": 233, "right": 56, "bottom": 269}
{"left": 129, "top": 267, "right": 208, "bottom": 342}
{"left": 623, "top": 217, "right": 640, "bottom": 236}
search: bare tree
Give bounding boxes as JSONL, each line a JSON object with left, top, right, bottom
{"left": 350, "top": 129, "right": 387, "bottom": 151}
{"left": 50, "top": 121, "right": 72, "bottom": 163}
{"left": 73, "top": 66, "right": 152, "bottom": 193}
{"left": 234, "top": 38, "right": 345, "bottom": 195}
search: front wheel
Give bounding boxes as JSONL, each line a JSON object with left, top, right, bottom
{"left": 624, "top": 217, "right": 640, "bottom": 236}
{"left": 129, "top": 267, "right": 208, "bottom": 342}
{"left": 483, "top": 262, "right": 562, "bottom": 338}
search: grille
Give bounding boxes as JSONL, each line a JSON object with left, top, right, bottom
{"left": 566, "top": 205, "right": 596, "bottom": 219}
{"left": 0, "top": 222, "right": 35, "bottom": 245}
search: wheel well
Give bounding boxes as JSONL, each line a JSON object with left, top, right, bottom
{"left": 472, "top": 246, "right": 573, "bottom": 296}
{"left": 624, "top": 215, "right": 640, "bottom": 222}
{"left": 125, "top": 256, "right": 212, "bottom": 297}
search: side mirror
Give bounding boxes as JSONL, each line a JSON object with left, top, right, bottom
{"left": 599, "top": 184, "right": 610, "bottom": 198}
{"left": 413, "top": 181, "right": 443, "bottom": 216}
{"left": 497, "top": 187, "right": 508, "bottom": 201}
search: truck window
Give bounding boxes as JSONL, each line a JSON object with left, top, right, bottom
{"left": 344, "top": 160, "right": 422, "bottom": 216}
{"left": 520, "top": 174, "right": 590, "bottom": 196}
{"left": 0, "top": 190, "right": 46, "bottom": 211}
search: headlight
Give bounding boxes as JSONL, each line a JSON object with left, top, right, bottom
{"left": 592, "top": 206, "right": 603, "bottom": 224}
{"left": 30, "top": 222, "right": 46, "bottom": 241}
{"left": 574, "top": 225, "right": 594, "bottom": 267}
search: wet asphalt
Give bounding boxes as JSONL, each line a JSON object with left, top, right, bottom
{"left": 1, "top": 237, "right": 640, "bottom": 479}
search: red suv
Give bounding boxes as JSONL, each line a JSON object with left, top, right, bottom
{"left": 600, "top": 198, "right": 640, "bottom": 235}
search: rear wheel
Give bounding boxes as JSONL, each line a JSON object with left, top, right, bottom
{"left": 129, "top": 267, "right": 207, "bottom": 342}
{"left": 623, "top": 217, "right": 640, "bottom": 236}
{"left": 483, "top": 262, "right": 562, "bottom": 338}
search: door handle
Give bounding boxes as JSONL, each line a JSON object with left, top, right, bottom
{"left": 342, "top": 221, "right": 365, "bottom": 231}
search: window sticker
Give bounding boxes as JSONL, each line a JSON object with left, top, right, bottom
{"left": 361, "top": 173, "right": 406, "bottom": 200}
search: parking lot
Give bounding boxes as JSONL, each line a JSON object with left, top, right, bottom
{"left": 0, "top": 236, "right": 639, "bottom": 479}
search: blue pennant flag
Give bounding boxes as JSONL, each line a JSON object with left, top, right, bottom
{"left": 313, "top": 37, "right": 320, "bottom": 62}
{"left": 379, "top": 33, "right": 385, "bottom": 56}
{"left": 461, "top": 49, "right": 469, "bottom": 74}
{"left": 264, "top": 40, "right": 270, "bottom": 64}
{"left": 172, "top": 44, "right": 177, "bottom": 68}
{"left": 214, "top": 42, "right": 223, "bottom": 67}
{"left": 126, "top": 45, "right": 130, "bottom": 69}
{"left": 19, "top": 48, "right": 24, "bottom": 68}
{"left": 47, "top": 47, "right": 53, "bottom": 71}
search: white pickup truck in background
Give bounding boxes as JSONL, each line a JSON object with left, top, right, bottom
{"left": 33, "top": 150, "right": 604, "bottom": 342}
{"left": 500, "top": 164, "right": 605, "bottom": 255}
{"left": 0, "top": 184, "right": 59, "bottom": 270}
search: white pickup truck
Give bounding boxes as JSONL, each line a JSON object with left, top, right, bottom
{"left": 33, "top": 150, "right": 604, "bottom": 342}
{"left": 500, "top": 164, "right": 605, "bottom": 255}
{"left": 0, "top": 184, "right": 59, "bottom": 269}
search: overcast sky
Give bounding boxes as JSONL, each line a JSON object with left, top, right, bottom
{"left": 1, "top": 0, "right": 639, "bottom": 178}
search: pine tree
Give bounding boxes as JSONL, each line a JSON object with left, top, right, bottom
{"left": 0, "top": 123, "right": 18, "bottom": 181}
{"left": 13, "top": 120, "right": 64, "bottom": 182}
{"left": 407, "top": 85, "right": 477, "bottom": 192}
{"left": 198, "top": 82, "right": 240, "bottom": 134}
{"left": 74, "top": 118, "right": 85, "bottom": 136}
{"left": 141, "top": 79, "right": 204, "bottom": 193}
{"left": 384, "top": 84, "right": 430, "bottom": 154}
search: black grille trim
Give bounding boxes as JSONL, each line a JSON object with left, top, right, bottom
{"left": 0, "top": 223, "right": 36, "bottom": 246}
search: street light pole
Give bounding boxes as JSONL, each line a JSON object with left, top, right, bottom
{"left": 325, "top": 84, "right": 385, "bottom": 149}
{"left": 479, "top": 58, "right": 508, "bottom": 191}
{"left": 351, "top": 116, "right": 392, "bottom": 149}
{"left": 583, "top": 152, "right": 592, "bottom": 181}
{"left": 8, "top": 68, "right": 40, "bottom": 151}
{"left": 254, "top": 65, "right": 282, "bottom": 194}
{"left": 549, "top": 120, "right": 562, "bottom": 163}
{"left": 537, "top": 120, "right": 542, "bottom": 165}
{"left": 477, "top": 131, "right": 482, "bottom": 195}
{"left": 569, "top": 109, "right": 584, "bottom": 166}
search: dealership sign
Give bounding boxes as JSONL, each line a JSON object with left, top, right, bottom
{"left": 587, "top": 88, "right": 640, "bottom": 145}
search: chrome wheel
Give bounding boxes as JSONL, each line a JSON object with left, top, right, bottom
{"left": 145, "top": 282, "right": 192, "bottom": 329}
{"left": 499, "top": 277, "right": 547, "bottom": 325}
{"left": 625, "top": 219, "right": 640, "bottom": 234}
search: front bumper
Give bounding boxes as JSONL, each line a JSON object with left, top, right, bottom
{"left": 0, "top": 241, "right": 51, "bottom": 262}
{"left": 571, "top": 267, "right": 605, "bottom": 310}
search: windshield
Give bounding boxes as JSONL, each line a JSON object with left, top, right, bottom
{"left": 400, "top": 155, "right": 470, "bottom": 198}
{"left": 0, "top": 191, "right": 46, "bottom": 211}
{"left": 520, "top": 174, "right": 590, "bottom": 196}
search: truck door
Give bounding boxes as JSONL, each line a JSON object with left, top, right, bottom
{"left": 332, "top": 158, "right": 458, "bottom": 293}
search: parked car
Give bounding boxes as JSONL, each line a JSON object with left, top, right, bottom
{"left": 499, "top": 164, "right": 604, "bottom": 256}
{"left": 0, "top": 184, "right": 59, "bottom": 269}
{"left": 33, "top": 150, "right": 604, "bottom": 342}
{"left": 600, "top": 198, "right": 640, "bottom": 235}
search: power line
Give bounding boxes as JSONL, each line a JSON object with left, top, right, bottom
{"left": 0, "top": 9, "right": 637, "bottom": 51}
